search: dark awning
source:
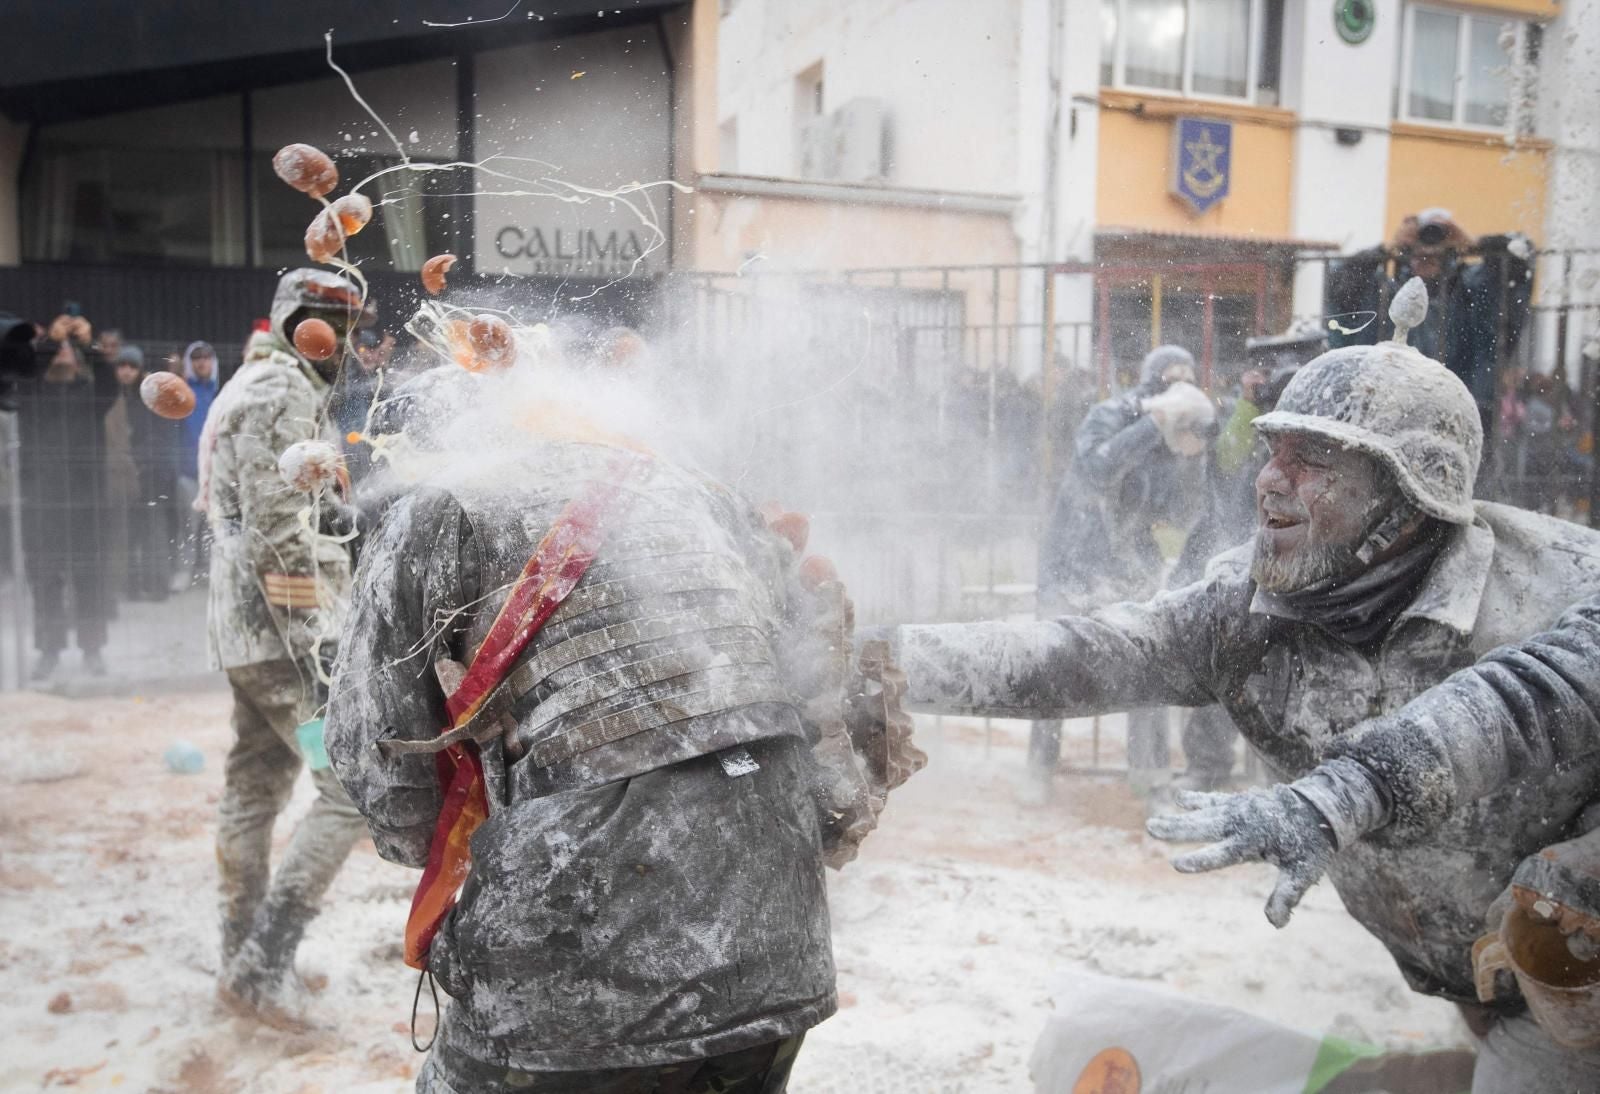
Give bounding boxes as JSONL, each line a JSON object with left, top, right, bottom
{"left": 0, "top": 0, "right": 684, "bottom": 123}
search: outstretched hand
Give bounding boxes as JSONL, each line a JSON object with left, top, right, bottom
{"left": 1147, "top": 785, "right": 1337, "bottom": 928}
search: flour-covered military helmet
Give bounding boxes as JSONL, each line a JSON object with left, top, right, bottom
{"left": 1253, "top": 278, "right": 1481, "bottom": 525}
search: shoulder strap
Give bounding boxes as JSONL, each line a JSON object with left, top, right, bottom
{"left": 402, "top": 452, "right": 650, "bottom": 969}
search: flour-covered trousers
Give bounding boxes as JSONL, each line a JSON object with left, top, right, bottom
{"left": 415, "top": 1034, "right": 805, "bottom": 1094}
{"left": 1473, "top": 1013, "right": 1600, "bottom": 1093}
{"left": 216, "top": 659, "right": 365, "bottom": 963}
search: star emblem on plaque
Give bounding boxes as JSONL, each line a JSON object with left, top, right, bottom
{"left": 1171, "top": 118, "right": 1232, "bottom": 215}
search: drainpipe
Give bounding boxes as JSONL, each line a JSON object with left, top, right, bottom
{"left": 1041, "top": 0, "right": 1067, "bottom": 265}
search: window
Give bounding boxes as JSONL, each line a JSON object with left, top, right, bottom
{"left": 251, "top": 62, "right": 460, "bottom": 272}
{"left": 253, "top": 151, "right": 456, "bottom": 273}
{"left": 793, "top": 62, "right": 826, "bottom": 177}
{"left": 1399, "top": 5, "right": 1533, "bottom": 131}
{"left": 1100, "top": 0, "right": 1284, "bottom": 104}
{"left": 22, "top": 96, "right": 246, "bottom": 266}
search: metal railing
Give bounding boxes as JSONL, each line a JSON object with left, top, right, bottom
{"left": 6, "top": 250, "right": 1600, "bottom": 694}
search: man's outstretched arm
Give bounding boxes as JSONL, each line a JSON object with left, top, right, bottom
{"left": 1150, "top": 592, "right": 1600, "bottom": 924}
{"left": 893, "top": 576, "right": 1245, "bottom": 720}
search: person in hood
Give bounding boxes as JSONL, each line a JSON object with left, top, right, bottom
{"left": 173, "top": 340, "right": 221, "bottom": 589}
{"left": 1028, "top": 344, "right": 1215, "bottom": 802}
{"left": 207, "top": 269, "right": 371, "bottom": 1028}
{"left": 887, "top": 281, "right": 1600, "bottom": 1092}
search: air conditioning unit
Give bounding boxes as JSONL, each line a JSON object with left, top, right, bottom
{"left": 797, "top": 98, "right": 891, "bottom": 182}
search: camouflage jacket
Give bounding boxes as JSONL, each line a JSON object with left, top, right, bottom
{"left": 324, "top": 442, "right": 836, "bottom": 1070}
{"left": 205, "top": 337, "right": 351, "bottom": 671}
{"left": 897, "top": 501, "right": 1600, "bottom": 1006}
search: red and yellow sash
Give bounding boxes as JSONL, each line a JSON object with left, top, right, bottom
{"left": 404, "top": 455, "right": 646, "bottom": 968}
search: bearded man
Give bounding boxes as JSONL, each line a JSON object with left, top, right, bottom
{"left": 885, "top": 283, "right": 1600, "bottom": 1092}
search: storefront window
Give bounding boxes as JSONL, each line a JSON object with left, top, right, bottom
{"left": 22, "top": 96, "right": 245, "bottom": 265}
{"left": 251, "top": 60, "right": 459, "bottom": 273}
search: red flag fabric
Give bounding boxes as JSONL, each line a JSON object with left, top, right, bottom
{"left": 403, "top": 455, "right": 646, "bottom": 968}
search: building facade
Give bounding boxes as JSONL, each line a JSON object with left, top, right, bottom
{"left": 698, "top": 0, "right": 1600, "bottom": 384}
{"left": 0, "top": 0, "right": 690, "bottom": 347}
{"left": 0, "top": 0, "right": 1594, "bottom": 380}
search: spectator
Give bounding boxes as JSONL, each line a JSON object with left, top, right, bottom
{"left": 97, "top": 328, "right": 124, "bottom": 365}
{"left": 102, "top": 347, "right": 143, "bottom": 602}
{"left": 16, "top": 316, "right": 118, "bottom": 679}
{"left": 1040, "top": 355, "right": 1095, "bottom": 485}
{"left": 1516, "top": 373, "right": 1580, "bottom": 514}
{"left": 176, "top": 341, "right": 219, "bottom": 588}
{"left": 1029, "top": 344, "right": 1214, "bottom": 803}
{"left": 1324, "top": 207, "right": 1532, "bottom": 442}
{"left": 129, "top": 348, "right": 183, "bottom": 601}
{"left": 333, "top": 329, "right": 388, "bottom": 482}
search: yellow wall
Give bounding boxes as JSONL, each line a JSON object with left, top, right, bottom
{"left": 1095, "top": 96, "right": 1295, "bottom": 239}
{"left": 1385, "top": 126, "right": 1547, "bottom": 241}
{"left": 1450, "top": 0, "right": 1557, "bottom": 17}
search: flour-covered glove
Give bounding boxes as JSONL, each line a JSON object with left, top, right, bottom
{"left": 1142, "top": 380, "right": 1215, "bottom": 454}
{"left": 1147, "top": 757, "right": 1391, "bottom": 927}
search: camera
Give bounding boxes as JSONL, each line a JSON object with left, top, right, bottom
{"left": 1417, "top": 222, "right": 1448, "bottom": 247}
{"left": 0, "top": 313, "right": 43, "bottom": 412}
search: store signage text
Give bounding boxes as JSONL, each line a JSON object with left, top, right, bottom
{"left": 494, "top": 226, "right": 651, "bottom": 273}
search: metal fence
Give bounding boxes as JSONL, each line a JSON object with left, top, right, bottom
{"left": 5, "top": 250, "right": 1599, "bottom": 695}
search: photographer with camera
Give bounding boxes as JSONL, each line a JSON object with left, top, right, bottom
{"left": 1325, "top": 208, "right": 1533, "bottom": 446}
{"left": 7, "top": 308, "right": 120, "bottom": 679}
{"left": 1030, "top": 345, "right": 1216, "bottom": 804}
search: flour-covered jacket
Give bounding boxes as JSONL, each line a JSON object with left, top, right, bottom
{"left": 324, "top": 441, "right": 835, "bottom": 1071}
{"left": 1038, "top": 385, "right": 1199, "bottom": 609}
{"left": 205, "top": 338, "right": 350, "bottom": 670}
{"left": 898, "top": 501, "right": 1600, "bottom": 1005}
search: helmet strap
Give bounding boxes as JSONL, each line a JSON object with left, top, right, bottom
{"left": 1355, "top": 497, "right": 1420, "bottom": 566}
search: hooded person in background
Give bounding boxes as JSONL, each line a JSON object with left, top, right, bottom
{"left": 16, "top": 314, "right": 118, "bottom": 679}
{"left": 174, "top": 340, "right": 220, "bottom": 589}
{"left": 1325, "top": 207, "right": 1532, "bottom": 443}
{"left": 1029, "top": 344, "right": 1216, "bottom": 803}
{"left": 207, "top": 269, "right": 371, "bottom": 1028}
{"left": 887, "top": 282, "right": 1600, "bottom": 1092}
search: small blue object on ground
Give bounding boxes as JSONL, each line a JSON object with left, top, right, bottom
{"left": 163, "top": 740, "right": 205, "bottom": 774}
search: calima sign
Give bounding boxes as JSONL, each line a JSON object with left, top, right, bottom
{"left": 494, "top": 226, "right": 651, "bottom": 276}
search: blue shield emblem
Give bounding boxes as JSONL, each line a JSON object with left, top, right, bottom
{"left": 1171, "top": 118, "right": 1232, "bottom": 215}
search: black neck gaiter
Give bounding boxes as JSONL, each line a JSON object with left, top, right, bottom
{"left": 1266, "top": 525, "right": 1447, "bottom": 646}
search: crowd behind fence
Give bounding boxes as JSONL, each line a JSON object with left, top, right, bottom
{"left": 4, "top": 248, "right": 1599, "bottom": 692}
